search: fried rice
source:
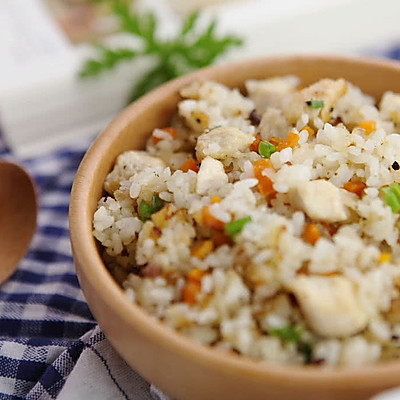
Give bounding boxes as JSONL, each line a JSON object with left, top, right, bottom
{"left": 93, "top": 76, "right": 400, "bottom": 367}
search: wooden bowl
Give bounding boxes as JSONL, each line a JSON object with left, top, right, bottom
{"left": 69, "top": 55, "right": 400, "bottom": 400}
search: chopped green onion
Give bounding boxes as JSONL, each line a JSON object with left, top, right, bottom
{"left": 139, "top": 200, "right": 152, "bottom": 221}
{"left": 151, "top": 193, "right": 164, "bottom": 213}
{"left": 270, "top": 324, "right": 314, "bottom": 364}
{"left": 382, "top": 183, "right": 400, "bottom": 213}
{"left": 298, "top": 342, "right": 313, "bottom": 364}
{"left": 270, "top": 324, "right": 302, "bottom": 343}
{"left": 225, "top": 216, "right": 251, "bottom": 238}
{"left": 307, "top": 99, "right": 324, "bottom": 109}
{"left": 139, "top": 194, "right": 165, "bottom": 221}
{"left": 259, "top": 141, "right": 276, "bottom": 159}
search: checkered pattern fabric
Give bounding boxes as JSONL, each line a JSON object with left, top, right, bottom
{"left": 1, "top": 50, "right": 400, "bottom": 399}
{"left": 0, "top": 136, "right": 166, "bottom": 399}
{"left": 0, "top": 136, "right": 95, "bottom": 399}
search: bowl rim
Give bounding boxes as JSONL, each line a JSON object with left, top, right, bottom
{"left": 70, "top": 54, "right": 400, "bottom": 389}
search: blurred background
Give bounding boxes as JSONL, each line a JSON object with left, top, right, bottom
{"left": 1, "top": 0, "right": 400, "bottom": 157}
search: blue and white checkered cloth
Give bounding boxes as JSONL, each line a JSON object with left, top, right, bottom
{"left": 2, "top": 49, "right": 400, "bottom": 400}
{"left": 0, "top": 136, "right": 168, "bottom": 399}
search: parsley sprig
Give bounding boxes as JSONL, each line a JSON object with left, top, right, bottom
{"left": 80, "top": 1, "right": 243, "bottom": 102}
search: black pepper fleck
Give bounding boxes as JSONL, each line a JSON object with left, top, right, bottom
{"left": 392, "top": 161, "right": 400, "bottom": 171}
{"left": 248, "top": 109, "right": 261, "bottom": 126}
{"left": 305, "top": 100, "right": 312, "bottom": 106}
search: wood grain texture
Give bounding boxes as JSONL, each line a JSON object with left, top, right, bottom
{"left": 0, "top": 160, "right": 37, "bottom": 285}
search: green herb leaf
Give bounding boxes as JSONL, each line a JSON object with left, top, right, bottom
{"left": 139, "top": 194, "right": 165, "bottom": 221}
{"left": 259, "top": 141, "right": 277, "bottom": 158}
{"left": 270, "top": 324, "right": 302, "bottom": 343}
{"left": 80, "top": 45, "right": 138, "bottom": 78}
{"left": 80, "top": 6, "right": 243, "bottom": 102}
{"left": 382, "top": 183, "right": 400, "bottom": 213}
{"left": 181, "top": 10, "right": 200, "bottom": 36}
{"left": 225, "top": 216, "right": 251, "bottom": 238}
{"left": 307, "top": 99, "right": 324, "bottom": 109}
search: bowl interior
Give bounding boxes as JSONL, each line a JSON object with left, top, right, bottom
{"left": 70, "top": 55, "right": 400, "bottom": 399}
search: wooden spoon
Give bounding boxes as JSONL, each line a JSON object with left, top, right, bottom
{"left": 0, "top": 160, "right": 37, "bottom": 284}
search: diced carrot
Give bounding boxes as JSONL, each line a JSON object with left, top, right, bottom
{"left": 162, "top": 127, "right": 177, "bottom": 138}
{"left": 181, "top": 158, "right": 199, "bottom": 173}
{"left": 187, "top": 268, "right": 207, "bottom": 283}
{"left": 212, "top": 230, "right": 231, "bottom": 247}
{"left": 379, "top": 252, "right": 391, "bottom": 264}
{"left": 182, "top": 268, "right": 207, "bottom": 305}
{"left": 253, "top": 159, "right": 275, "bottom": 197}
{"left": 254, "top": 158, "right": 273, "bottom": 174}
{"left": 152, "top": 127, "right": 177, "bottom": 144}
{"left": 343, "top": 181, "right": 366, "bottom": 198}
{"left": 359, "top": 120, "right": 376, "bottom": 135}
{"left": 250, "top": 133, "right": 261, "bottom": 152}
{"left": 269, "top": 137, "right": 284, "bottom": 150}
{"left": 269, "top": 132, "right": 299, "bottom": 151}
{"left": 211, "top": 195, "right": 222, "bottom": 204}
{"left": 301, "top": 125, "right": 315, "bottom": 138}
{"left": 182, "top": 281, "right": 201, "bottom": 305}
{"left": 191, "top": 241, "right": 214, "bottom": 259}
{"left": 285, "top": 132, "right": 300, "bottom": 148}
{"left": 303, "top": 223, "right": 320, "bottom": 245}
{"left": 202, "top": 206, "right": 225, "bottom": 230}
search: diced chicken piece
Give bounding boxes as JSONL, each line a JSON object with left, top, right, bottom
{"left": 245, "top": 75, "right": 299, "bottom": 113}
{"left": 290, "top": 276, "right": 368, "bottom": 338}
{"left": 284, "top": 78, "right": 348, "bottom": 124}
{"left": 196, "top": 157, "right": 228, "bottom": 195}
{"left": 288, "top": 179, "right": 347, "bottom": 222}
{"left": 195, "top": 126, "right": 253, "bottom": 161}
{"left": 245, "top": 263, "right": 278, "bottom": 288}
{"left": 259, "top": 108, "right": 291, "bottom": 140}
{"left": 104, "top": 151, "right": 166, "bottom": 194}
{"left": 380, "top": 91, "right": 400, "bottom": 128}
